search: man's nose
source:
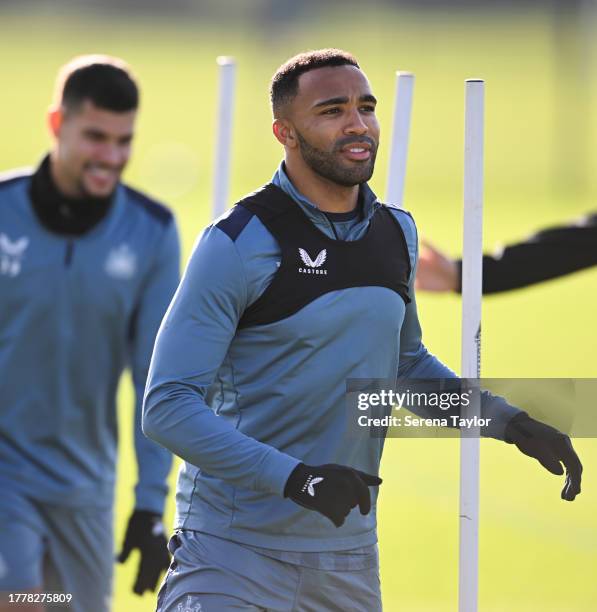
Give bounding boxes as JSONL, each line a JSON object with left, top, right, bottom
{"left": 343, "top": 107, "right": 368, "bottom": 135}
{"left": 97, "top": 143, "right": 124, "bottom": 166}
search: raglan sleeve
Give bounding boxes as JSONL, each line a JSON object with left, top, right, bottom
{"left": 455, "top": 212, "right": 597, "bottom": 294}
{"left": 129, "top": 216, "right": 180, "bottom": 514}
{"left": 392, "top": 208, "right": 522, "bottom": 440}
{"left": 142, "top": 223, "right": 300, "bottom": 497}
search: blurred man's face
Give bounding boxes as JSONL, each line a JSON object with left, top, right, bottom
{"left": 285, "top": 64, "right": 379, "bottom": 187}
{"left": 50, "top": 99, "right": 136, "bottom": 198}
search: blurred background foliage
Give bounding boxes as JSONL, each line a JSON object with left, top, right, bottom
{"left": 1, "top": 1, "right": 596, "bottom": 610}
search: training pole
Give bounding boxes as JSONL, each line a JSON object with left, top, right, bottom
{"left": 459, "top": 79, "right": 484, "bottom": 612}
{"left": 385, "top": 72, "right": 414, "bottom": 207}
{"left": 212, "top": 56, "right": 236, "bottom": 219}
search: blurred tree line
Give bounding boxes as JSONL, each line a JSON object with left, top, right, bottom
{"left": 2, "top": 0, "right": 593, "bottom": 20}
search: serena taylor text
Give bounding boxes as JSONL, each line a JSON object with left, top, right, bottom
{"left": 357, "top": 414, "right": 492, "bottom": 429}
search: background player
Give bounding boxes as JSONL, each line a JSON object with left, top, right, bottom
{"left": 415, "top": 213, "right": 597, "bottom": 293}
{"left": 0, "top": 55, "right": 180, "bottom": 611}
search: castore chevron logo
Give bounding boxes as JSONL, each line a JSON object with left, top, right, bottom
{"left": 298, "top": 248, "right": 328, "bottom": 275}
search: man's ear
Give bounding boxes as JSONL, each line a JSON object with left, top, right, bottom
{"left": 47, "top": 106, "right": 64, "bottom": 139}
{"left": 272, "top": 119, "right": 297, "bottom": 149}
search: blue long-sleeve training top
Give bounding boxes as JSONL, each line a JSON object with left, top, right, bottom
{"left": 0, "top": 161, "right": 180, "bottom": 513}
{"left": 143, "top": 163, "right": 520, "bottom": 551}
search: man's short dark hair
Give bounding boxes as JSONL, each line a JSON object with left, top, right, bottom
{"left": 54, "top": 54, "right": 139, "bottom": 114}
{"left": 270, "top": 49, "right": 359, "bottom": 117}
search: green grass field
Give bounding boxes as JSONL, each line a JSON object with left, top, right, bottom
{"left": 2, "top": 6, "right": 596, "bottom": 610}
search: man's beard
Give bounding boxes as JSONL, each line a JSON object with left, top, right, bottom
{"left": 76, "top": 179, "right": 117, "bottom": 200}
{"left": 295, "top": 130, "right": 377, "bottom": 187}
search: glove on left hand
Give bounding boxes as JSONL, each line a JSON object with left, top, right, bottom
{"left": 505, "top": 413, "right": 582, "bottom": 501}
{"left": 117, "top": 510, "right": 171, "bottom": 595}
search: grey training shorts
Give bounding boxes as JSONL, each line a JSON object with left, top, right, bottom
{"left": 156, "top": 530, "right": 382, "bottom": 612}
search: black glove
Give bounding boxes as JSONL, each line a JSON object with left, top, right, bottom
{"left": 117, "top": 510, "right": 170, "bottom": 595}
{"left": 504, "top": 413, "right": 583, "bottom": 501}
{"left": 284, "top": 463, "right": 382, "bottom": 527}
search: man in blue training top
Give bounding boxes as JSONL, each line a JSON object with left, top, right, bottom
{"left": 0, "top": 55, "right": 180, "bottom": 611}
{"left": 143, "top": 49, "right": 582, "bottom": 612}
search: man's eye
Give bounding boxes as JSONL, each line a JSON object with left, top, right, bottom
{"left": 322, "top": 107, "right": 340, "bottom": 115}
{"left": 86, "top": 132, "right": 104, "bottom": 142}
{"left": 360, "top": 105, "right": 376, "bottom": 113}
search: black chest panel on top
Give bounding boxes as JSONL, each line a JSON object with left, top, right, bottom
{"left": 236, "top": 183, "right": 411, "bottom": 328}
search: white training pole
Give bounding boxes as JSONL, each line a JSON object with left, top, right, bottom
{"left": 459, "top": 79, "right": 484, "bottom": 612}
{"left": 385, "top": 72, "right": 415, "bottom": 207}
{"left": 212, "top": 56, "right": 236, "bottom": 219}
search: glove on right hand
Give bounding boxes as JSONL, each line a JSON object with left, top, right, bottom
{"left": 284, "top": 463, "right": 382, "bottom": 527}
